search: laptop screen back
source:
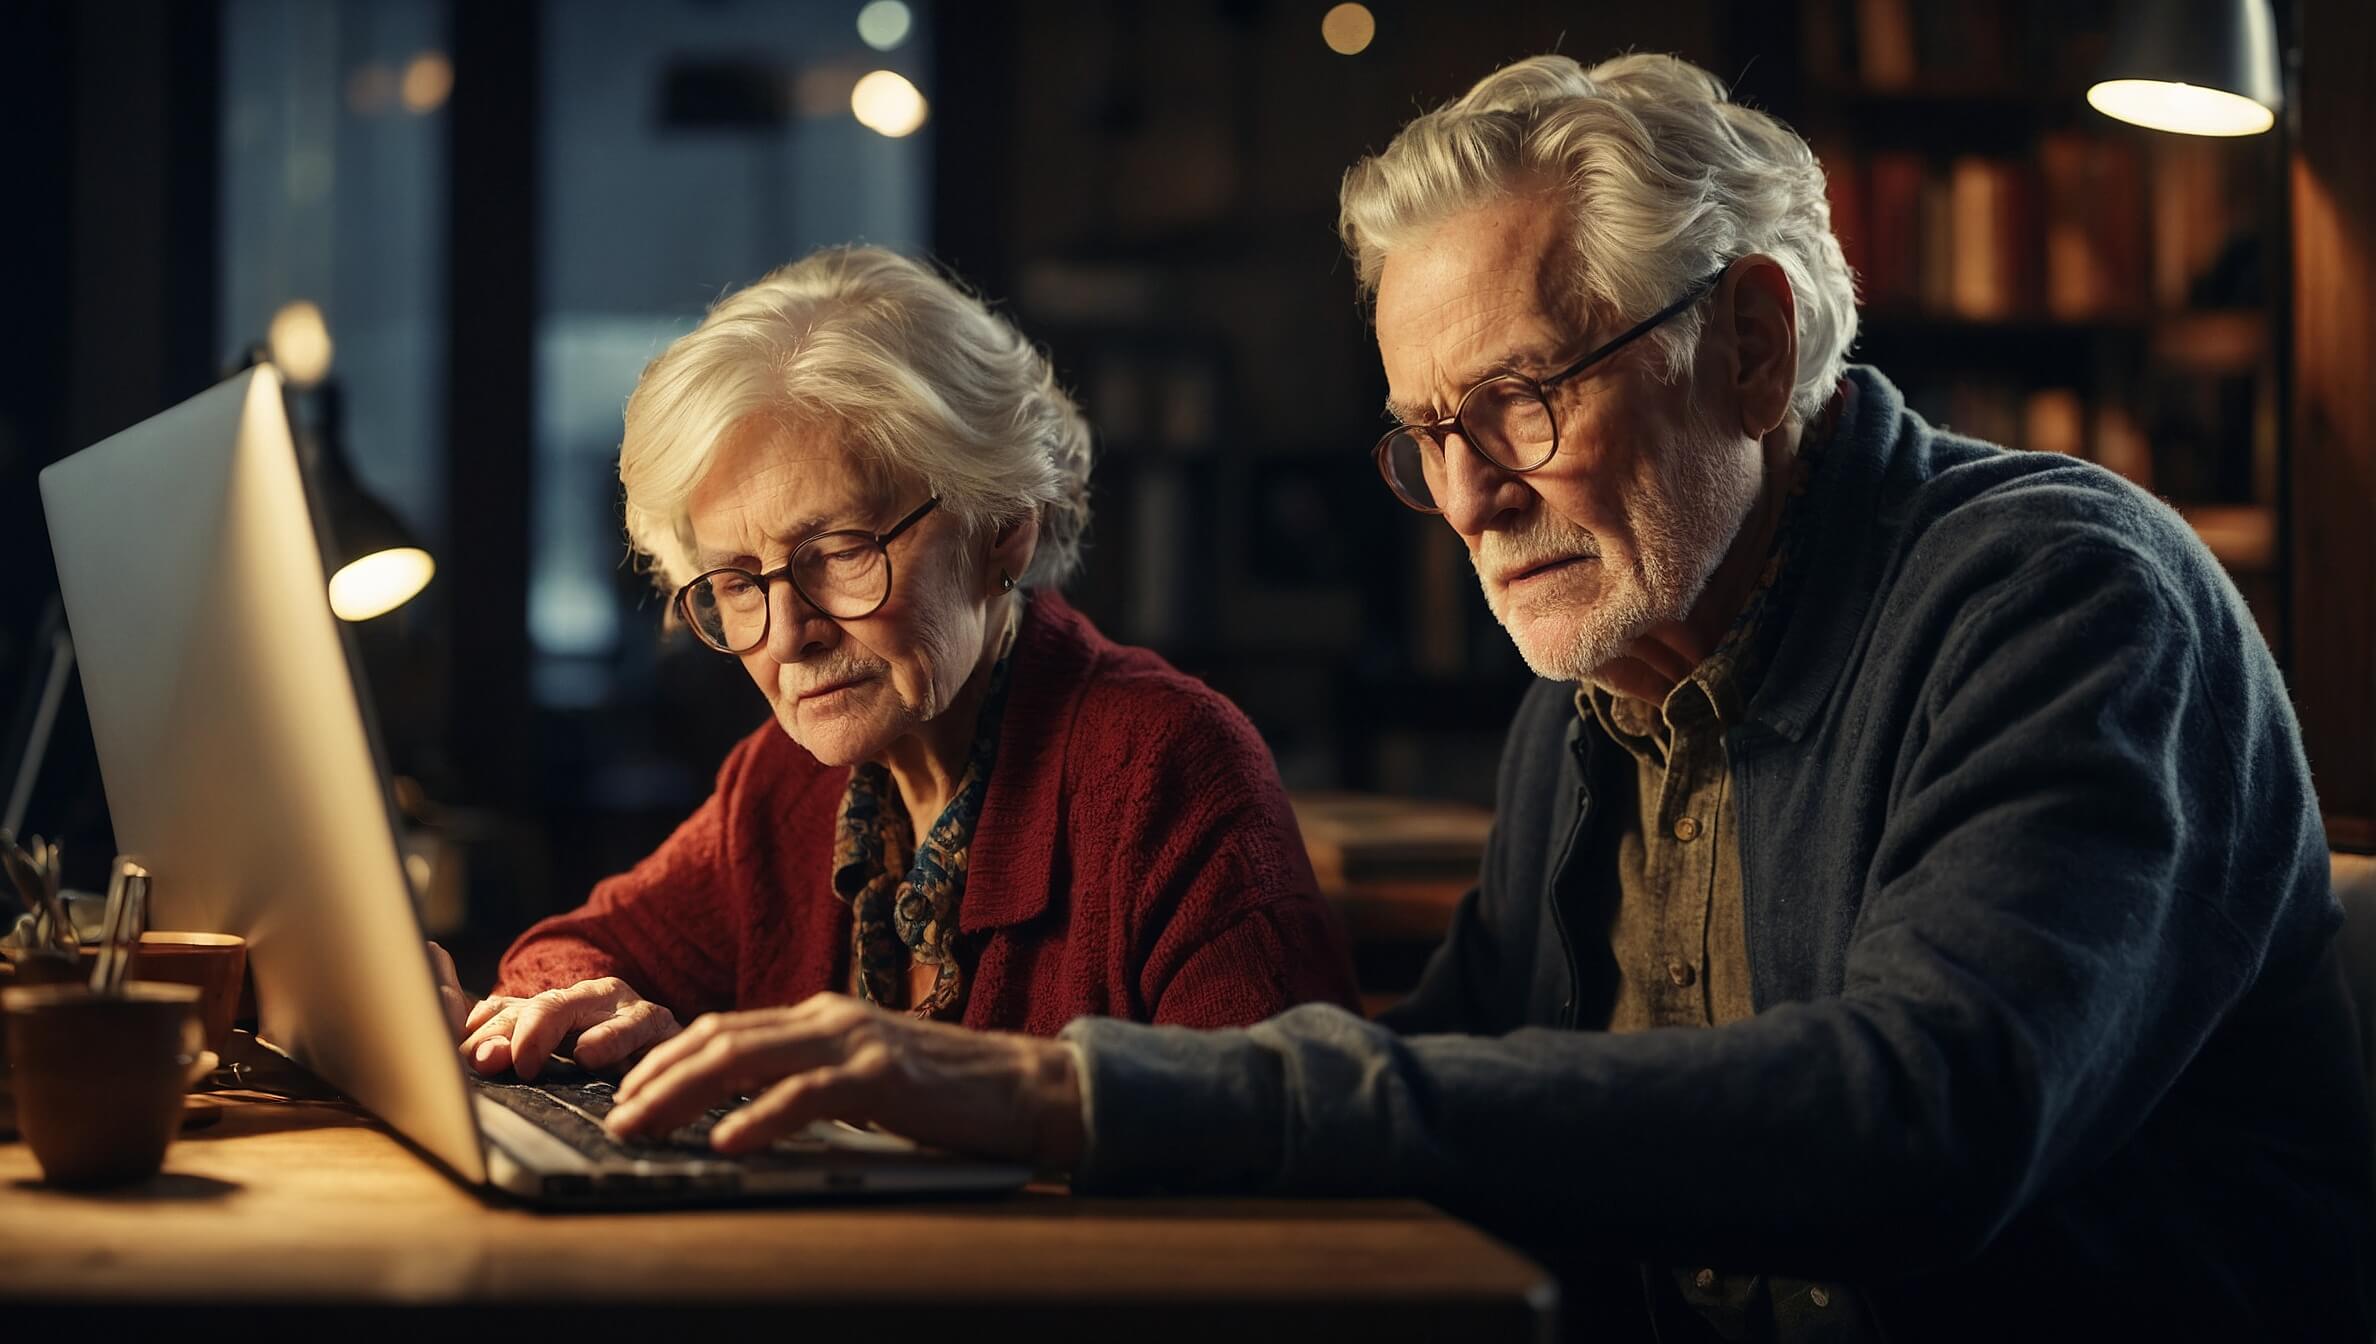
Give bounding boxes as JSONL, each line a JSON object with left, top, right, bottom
{"left": 39, "top": 366, "right": 486, "bottom": 1183}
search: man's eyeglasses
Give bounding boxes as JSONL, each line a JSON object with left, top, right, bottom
{"left": 1373, "top": 267, "right": 1728, "bottom": 513}
{"left": 673, "top": 497, "right": 940, "bottom": 654}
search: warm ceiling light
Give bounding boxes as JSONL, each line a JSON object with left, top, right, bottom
{"left": 328, "top": 547, "right": 436, "bottom": 622}
{"left": 856, "top": 1, "right": 913, "bottom": 52}
{"left": 267, "top": 300, "right": 334, "bottom": 388}
{"left": 401, "top": 52, "right": 454, "bottom": 114}
{"left": 2088, "top": 0, "right": 2280, "bottom": 136}
{"left": 1322, "top": 3, "right": 1375, "bottom": 56}
{"left": 851, "top": 70, "right": 927, "bottom": 137}
{"left": 2086, "top": 79, "right": 2274, "bottom": 135}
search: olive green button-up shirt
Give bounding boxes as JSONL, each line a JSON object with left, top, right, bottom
{"left": 1580, "top": 659, "right": 1759, "bottom": 1032}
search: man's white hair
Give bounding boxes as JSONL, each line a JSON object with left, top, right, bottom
{"left": 1339, "top": 53, "right": 1858, "bottom": 423}
{"left": 620, "top": 246, "right": 1092, "bottom": 592}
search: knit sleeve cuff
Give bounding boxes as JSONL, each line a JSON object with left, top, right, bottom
{"left": 1058, "top": 1016, "right": 1285, "bottom": 1194}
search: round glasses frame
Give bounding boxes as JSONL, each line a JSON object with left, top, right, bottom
{"left": 672, "top": 496, "right": 941, "bottom": 654}
{"left": 1372, "top": 267, "right": 1728, "bottom": 514}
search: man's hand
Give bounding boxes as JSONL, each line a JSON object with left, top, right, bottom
{"left": 604, "top": 992, "right": 1085, "bottom": 1172}
{"left": 455, "top": 975, "right": 683, "bottom": 1080}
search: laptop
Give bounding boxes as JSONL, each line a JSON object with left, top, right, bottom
{"left": 37, "top": 365, "right": 1031, "bottom": 1207}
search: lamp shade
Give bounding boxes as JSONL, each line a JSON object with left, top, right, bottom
{"left": 296, "top": 380, "right": 436, "bottom": 621}
{"left": 2088, "top": 0, "right": 2282, "bottom": 135}
{"left": 325, "top": 486, "right": 436, "bottom": 622}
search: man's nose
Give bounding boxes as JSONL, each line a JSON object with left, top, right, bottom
{"left": 760, "top": 576, "right": 834, "bottom": 663}
{"left": 1436, "top": 431, "right": 1530, "bottom": 537}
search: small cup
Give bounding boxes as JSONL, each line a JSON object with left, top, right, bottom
{"left": 3, "top": 981, "right": 209, "bottom": 1189}
{"left": 116, "top": 933, "right": 248, "bottom": 1054}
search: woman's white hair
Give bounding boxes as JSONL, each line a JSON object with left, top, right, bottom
{"left": 620, "top": 246, "right": 1093, "bottom": 592}
{"left": 1339, "top": 53, "right": 1858, "bottom": 423}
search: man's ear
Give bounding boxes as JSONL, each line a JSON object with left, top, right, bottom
{"left": 1719, "top": 255, "right": 1799, "bottom": 440}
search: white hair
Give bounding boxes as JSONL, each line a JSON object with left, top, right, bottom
{"left": 1339, "top": 53, "right": 1858, "bottom": 423}
{"left": 619, "top": 246, "right": 1093, "bottom": 592}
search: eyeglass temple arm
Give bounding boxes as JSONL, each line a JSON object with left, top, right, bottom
{"left": 877, "top": 496, "right": 941, "bottom": 544}
{"left": 1539, "top": 267, "right": 1730, "bottom": 393}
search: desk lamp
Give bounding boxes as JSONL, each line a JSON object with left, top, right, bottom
{"left": 2088, "top": 0, "right": 2283, "bottom": 136}
{"left": 262, "top": 301, "right": 437, "bottom": 622}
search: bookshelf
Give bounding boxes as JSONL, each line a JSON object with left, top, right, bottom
{"left": 1790, "top": 0, "right": 2289, "bottom": 639}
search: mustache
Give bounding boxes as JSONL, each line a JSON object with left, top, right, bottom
{"left": 1476, "top": 528, "right": 1600, "bottom": 578}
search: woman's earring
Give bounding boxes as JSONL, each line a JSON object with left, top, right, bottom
{"left": 999, "top": 568, "right": 1016, "bottom": 593}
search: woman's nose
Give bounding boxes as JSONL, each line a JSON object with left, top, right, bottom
{"left": 760, "top": 576, "right": 834, "bottom": 662}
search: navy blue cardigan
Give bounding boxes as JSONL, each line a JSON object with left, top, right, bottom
{"left": 1067, "top": 366, "right": 2370, "bottom": 1338}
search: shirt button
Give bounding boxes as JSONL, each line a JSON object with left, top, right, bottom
{"left": 1672, "top": 815, "right": 1701, "bottom": 842}
{"left": 1694, "top": 1268, "right": 1717, "bottom": 1290}
{"left": 1810, "top": 1286, "right": 1832, "bottom": 1308}
{"left": 1666, "top": 959, "right": 1696, "bottom": 987}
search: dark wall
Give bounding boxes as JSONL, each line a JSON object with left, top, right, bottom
{"left": 0, "top": 0, "right": 219, "bottom": 889}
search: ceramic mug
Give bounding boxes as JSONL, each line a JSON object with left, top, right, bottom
{"left": 2, "top": 981, "right": 212, "bottom": 1189}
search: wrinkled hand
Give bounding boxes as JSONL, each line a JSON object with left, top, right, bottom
{"left": 604, "top": 992, "right": 1084, "bottom": 1172}
{"left": 454, "top": 974, "right": 683, "bottom": 1080}
{"left": 428, "top": 942, "right": 474, "bottom": 1040}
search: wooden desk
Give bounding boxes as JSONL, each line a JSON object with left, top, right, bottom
{"left": 0, "top": 1093, "right": 1556, "bottom": 1339}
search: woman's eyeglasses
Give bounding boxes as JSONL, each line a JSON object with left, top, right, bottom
{"left": 673, "top": 497, "right": 940, "bottom": 654}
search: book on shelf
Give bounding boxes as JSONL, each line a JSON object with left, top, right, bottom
{"left": 1828, "top": 0, "right": 2019, "bottom": 89}
{"left": 2038, "top": 133, "right": 2148, "bottom": 318}
{"left": 1128, "top": 466, "right": 1189, "bottom": 646}
{"left": 1859, "top": 151, "right": 1922, "bottom": 310}
{"left": 1853, "top": 0, "right": 1916, "bottom": 89}
{"left": 1411, "top": 520, "right": 1468, "bottom": 678}
{"left": 1815, "top": 138, "right": 1872, "bottom": 295}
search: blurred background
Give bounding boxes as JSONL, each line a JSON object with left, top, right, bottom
{"left": 0, "top": 0, "right": 2368, "bottom": 992}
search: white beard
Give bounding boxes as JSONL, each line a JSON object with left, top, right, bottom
{"left": 1478, "top": 396, "right": 1763, "bottom": 684}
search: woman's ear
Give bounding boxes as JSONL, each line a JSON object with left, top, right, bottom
{"left": 988, "top": 511, "right": 1041, "bottom": 593}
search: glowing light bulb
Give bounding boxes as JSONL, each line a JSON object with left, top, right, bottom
{"left": 329, "top": 547, "right": 435, "bottom": 621}
{"left": 851, "top": 70, "right": 927, "bottom": 137}
{"left": 2086, "top": 79, "right": 2273, "bottom": 136}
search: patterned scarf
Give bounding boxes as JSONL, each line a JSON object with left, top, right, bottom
{"left": 830, "top": 619, "right": 1017, "bottom": 1019}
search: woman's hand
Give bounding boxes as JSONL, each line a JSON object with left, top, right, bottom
{"left": 604, "top": 992, "right": 1085, "bottom": 1171}
{"left": 454, "top": 974, "right": 683, "bottom": 1079}
{"left": 428, "top": 942, "right": 474, "bottom": 1040}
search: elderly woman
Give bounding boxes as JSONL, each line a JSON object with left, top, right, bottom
{"left": 445, "top": 246, "right": 1355, "bottom": 1082}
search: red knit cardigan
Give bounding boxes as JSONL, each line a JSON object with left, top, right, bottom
{"left": 495, "top": 592, "right": 1359, "bottom": 1034}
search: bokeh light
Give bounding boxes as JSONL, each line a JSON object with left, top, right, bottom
{"left": 267, "top": 300, "right": 334, "bottom": 388}
{"left": 856, "top": 1, "right": 913, "bottom": 52}
{"left": 345, "top": 62, "right": 398, "bottom": 116}
{"left": 851, "top": 70, "right": 928, "bottom": 137}
{"left": 1322, "top": 3, "right": 1375, "bottom": 56}
{"left": 401, "top": 51, "right": 454, "bottom": 114}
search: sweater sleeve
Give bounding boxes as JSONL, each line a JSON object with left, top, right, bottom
{"left": 1064, "top": 544, "right": 2320, "bottom": 1274}
{"left": 1109, "top": 685, "right": 1361, "bottom": 1028}
{"left": 491, "top": 739, "right": 754, "bottom": 1020}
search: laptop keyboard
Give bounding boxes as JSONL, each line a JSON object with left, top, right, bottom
{"left": 470, "top": 1070, "right": 832, "bottom": 1168}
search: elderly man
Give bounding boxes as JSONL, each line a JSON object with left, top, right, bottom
{"left": 604, "top": 54, "right": 2371, "bottom": 1339}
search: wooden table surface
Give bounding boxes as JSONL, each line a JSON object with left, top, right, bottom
{"left": 0, "top": 1091, "right": 1557, "bottom": 1338}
